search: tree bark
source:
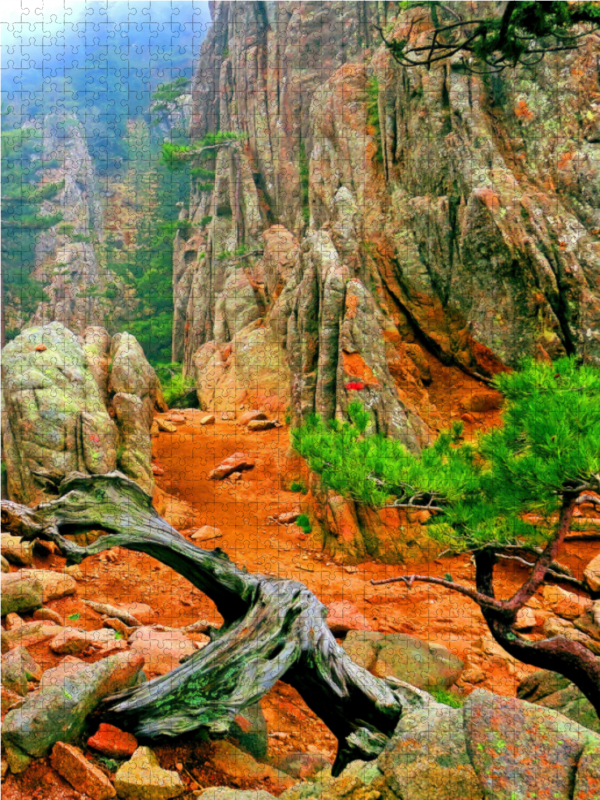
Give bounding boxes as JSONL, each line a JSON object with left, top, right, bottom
{"left": 1, "top": 472, "right": 406, "bottom": 776}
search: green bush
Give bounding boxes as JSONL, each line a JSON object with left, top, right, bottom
{"left": 290, "top": 481, "right": 308, "bottom": 494}
{"left": 155, "top": 363, "right": 198, "bottom": 409}
{"left": 296, "top": 513, "right": 312, "bottom": 534}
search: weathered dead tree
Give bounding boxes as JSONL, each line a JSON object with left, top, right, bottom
{"left": 2, "top": 472, "right": 407, "bottom": 776}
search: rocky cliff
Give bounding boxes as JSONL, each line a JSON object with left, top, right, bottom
{"left": 177, "top": 1, "right": 600, "bottom": 450}
{"left": 27, "top": 116, "right": 131, "bottom": 335}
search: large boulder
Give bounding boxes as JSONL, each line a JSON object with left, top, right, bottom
{"left": 2, "top": 651, "right": 144, "bottom": 772}
{"left": 464, "top": 689, "right": 599, "bottom": 800}
{"left": 1, "top": 322, "right": 117, "bottom": 504}
{"left": 343, "top": 630, "right": 463, "bottom": 691}
{"left": 1, "top": 322, "right": 165, "bottom": 500}
{"left": 282, "top": 689, "right": 600, "bottom": 800}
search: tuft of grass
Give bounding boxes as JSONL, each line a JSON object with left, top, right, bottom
{"left": 431, "top": 688, "right": 465, "bottom": 708}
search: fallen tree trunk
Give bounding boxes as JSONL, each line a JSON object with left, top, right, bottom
{"left": 1, "top": 472, "right": 406, "bottom": 776}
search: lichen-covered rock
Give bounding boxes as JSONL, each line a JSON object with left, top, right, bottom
{"left": 1, "top": 322, "right": 117, "bottom": 504}
{"left": 1, "top": 572, "right": 43, "bottom": 617}
{"left": 1, "top": 646, "right": 42, "bottom": 696}
{"left": 518, "top": 670, "right": 600, "bottom": 734}
{"left": 2, "top": 651, "right": 144, "bottom": 770}
{"left": 180, "top": 0, "right": 600, "bottom": 463}
{"left": 2, "top": 321, "right": 165, "bottom": 500}
{"left": 343, "top": 631, "right": 463, "bottom": 692}
{"left": 464, "top": 689, "right": 599, "bottom": 800}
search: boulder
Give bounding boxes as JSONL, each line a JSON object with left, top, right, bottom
{"left": 114, "top": 746, "right": 185, "bottom": 800}
{"left": 0, "top": 533, "right": 34, "bottom": 566}
{"left": 191, "top": 525, "right": 223, "bottom": 542}
{"left": 208, "top": 452, "right": 255, "bottom": 480}
{"left": 247, "top": 419, "right": 278, "bottom": 431}
{"left": 200, "top": 414, "right": 216, "bottom": 425}
{"left": 1, "top": 620, "right": 63, "bottom": 652}
{"left": 88, "top": 723, "right": 138, "bottom": 759}
{"left": 1, "top": 646, "right": 42, "bottom": 696}
{"left": 197, "top": 791, "right": 277, "bottom": 800}
{"left": 1, "top": 322, "right": 118, "bottom": 504}
{"left": 50, "top": 742, "right": 116, "bottom": 800}
{"left": 343, "top": 630, "right": 463, "bottom": 691}
{"left": 239, "top": 410, "right": 267, "bottom": 425}
{"left": 128, "top": 626, "right": 195, "bottom": 676}
{"left": 1, "top": 572, "right": 43, "bottom": 616}
{"left": 157, "top": 418, "right": 178, "bottom": 433}
{"left": 2, "top": 651, "right": 144, "bottom": 770}
{"left": 18, "top": 569, "right": 77, "bottom": 602}
{"left": 49, "top": 626, "right": 119, "bottom": 655}
{"left": 118, "top": 602, "right": 155, "bottom": 625}
{"left": 33, "top": 607, "right": 64, "bottom": 625}
{"left": 518, "top": 670, "right": 600, "bottom": 733}
{"left": 275, "top": 752, "right": 332, "bottom": 781}
{"left": 584, "top": 554, "right": 600, "bottom": 593}
{"left": 209, "top": 741, "right": 293, "bottom": 790}
{"left": 464, "top": 689, "right": 599, "bottom": 799}
{"left": 378, "top": 702, "right": 483, "bottom": 799}
{"left": 543, "top": 585, "right": 593, "bottom": 620}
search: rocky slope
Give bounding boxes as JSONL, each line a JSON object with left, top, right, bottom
{"left": 176, "top": 0, "right": 600, "bottom": 451}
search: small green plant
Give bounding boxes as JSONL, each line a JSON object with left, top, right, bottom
{"left": 68, "top": 613, "right": 81, "bottom": 621}
{"left": 296, "top": 513, "right": 312, "bottom": 534}
{"left": 290, "top": 480, "right": 307, "bottom": 494}
{"left": 200, "top": 215, "right": 213, "bottom": 226}
{"left": 365, "top": 76, "right": 382, "bottom": 164}
{"left": 298, "top": 139, "right": 309, "bottom": 224}
{"left": 114, "top": 631, "right": 124, "bottom": 640}
{"left": 431, "top": 689, "right": 465, "bottom": 708}
{"left": 96, "top": 756, "right": 119, "bottom": 772}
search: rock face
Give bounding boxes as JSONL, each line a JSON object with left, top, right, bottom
{"left": 25, "top": 115, "right": 132, "bottom": 334}
{"left": 281, "top": 689, "right": 600, "bottom": 800}
{"left": 1, "top": 321, "right": 165, "bottom": 500}
{"left": 179, "top": 0, "right": 600, "bottom": 452}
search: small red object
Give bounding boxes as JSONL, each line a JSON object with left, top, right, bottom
{"left": 87, "top": 723, "right": 137, "bottom": 758}
{"left": 89, "top": 433, "right": 100, "bottom": 444}
{"left": 35, "top": 344, "right": 47, "bottom": 352}
{"left": 345, "top": 381, "right": 364, "bottom": 391}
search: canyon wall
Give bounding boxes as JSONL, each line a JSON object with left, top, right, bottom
{"left": 177, "top": 1, "right": 600, "bottom": 450}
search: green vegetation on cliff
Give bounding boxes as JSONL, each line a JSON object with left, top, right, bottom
{"left": 1, "top": 121, "right": 64, "bottom": 335}
{"left": 293, "top": 358, "right": 600, "bottom": 550}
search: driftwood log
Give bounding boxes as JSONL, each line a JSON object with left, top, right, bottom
{"left": 1, "top": 472, "right": 407, "bottom": 776}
